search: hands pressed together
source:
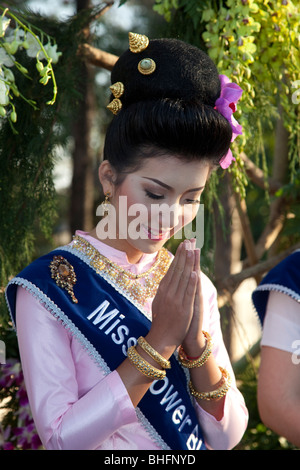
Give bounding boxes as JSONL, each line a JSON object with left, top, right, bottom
{"left": 119, "top": 239, "right": 228, "bottom": 420}
{"left": 148, "top": 239, "right": 206, "bottom": 359}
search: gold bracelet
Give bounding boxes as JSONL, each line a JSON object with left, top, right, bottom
{"left": 137, "top": 336, "right": 171, "bottom": 369}
{"left": 127, "top": 346, "right": 166, "bottom": 380}
{"left": 178, "top": 331, "right": 212, "bottom": 368}
{"left": 189, "top": 367, "right": 231, "bottom": 401}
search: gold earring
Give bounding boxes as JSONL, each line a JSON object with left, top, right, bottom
{"left": 129, "top": 32, "right": 149, "bottom": 53}
{"left": 102, "top": 192, "right": 111, "bottom": 217}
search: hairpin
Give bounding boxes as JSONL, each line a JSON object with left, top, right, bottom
{"left": 129, "top": 32, "right": 149, "bottom": 53}
{"left": 107, "top": 81, "right": 124, "bottom": 115}
{"left": 107, "top": 98, "right": 122, "bottom": 115}
{"left": 138, "top": 58, "right": 156, "bottom": 75}
{"left": 110, "top": 82, "right": 124, "bottom": 99}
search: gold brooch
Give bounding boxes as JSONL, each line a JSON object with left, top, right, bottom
{"left": 129, "top": 32, "right": 149, "bottom": 53}
{"left": 138, "top": 58, "right": 156, "bottom": 75}
{"left": 49, "top": 255, "right": 78, "bottom": 303}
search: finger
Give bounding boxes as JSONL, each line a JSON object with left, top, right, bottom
{"left": 193, "top": 272, "right": 202, "bottom": 315}
{"left": 194, "top": 248, "right": 201, "bottom": 274}
{"left": 170, "top": 242, "right": 194, "bottom": 292}
{"left": 190, "top": 238, "right": 196, "bottom": 250}
{"left": 171, "top": 251, "right": 196, "bottom": 308}
{"left": 182, "top": 270, "right": 198, "bottom": 316}
{"left": 158, "top": 241, "right": 189, "bottom": 295}
{"left": 158, "top": 242, "right": 183, "bottom": 291}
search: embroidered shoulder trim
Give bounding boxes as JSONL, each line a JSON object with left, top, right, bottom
{"left": 254, "top": 283, "right": 300, "bottom": 303}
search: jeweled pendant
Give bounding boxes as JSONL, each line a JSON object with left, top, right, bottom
{"left": 49, "top": 255, "right": 78, "bottom": 303}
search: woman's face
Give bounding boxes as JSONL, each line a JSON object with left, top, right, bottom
{"left": 98, "top": 156, "right": 211, "bottom": 262}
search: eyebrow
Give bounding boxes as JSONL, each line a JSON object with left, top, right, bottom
{"left": 142, "top": 177, "right": 205, "bottom": 192}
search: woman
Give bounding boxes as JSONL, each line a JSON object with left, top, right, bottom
{"left": 6, "top": 33, "right": 248, "bottom": 450}
{"left": 252, "top": 251, "right": 300, "bottom": 446}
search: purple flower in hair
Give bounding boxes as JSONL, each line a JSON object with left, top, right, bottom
{"left": 215, "top": 74, "right": 243, "bottom": 169}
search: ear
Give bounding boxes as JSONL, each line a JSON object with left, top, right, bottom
{"left": 98, "top": 160, "right": 116, "bottom": 196}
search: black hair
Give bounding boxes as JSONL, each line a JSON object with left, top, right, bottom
{"left": 103, "top": 37, "right": 232, "bottom": 177}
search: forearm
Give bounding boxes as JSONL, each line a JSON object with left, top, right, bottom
{"left": 181, "top": 333, "right": 226, "bottom": 420}
{"left": 189, "top": 355, "right": 226, "bottom": 420}
{"left": 117, "top": 333, "right": 176, "bottom": 408}
{"left": 258, "top": 346, "right": 300, "bottom": 447}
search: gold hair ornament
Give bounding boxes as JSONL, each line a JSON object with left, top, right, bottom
{"left": 129, "top": 32, "right": 149, "bottom": 53}
{"left": 107, "top": 82, "right": 124, "bottom": 115}
{"left": 107, "top": 98, "right": 122, "bottom": 115}
{"left": 138, "top": 58, "right": 156, "bottom": 76}
{"left": 110, "top": 82, "right": 124, "bottom": 99}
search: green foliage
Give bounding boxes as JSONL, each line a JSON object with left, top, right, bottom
{"left": 154, "top": 0, "right": 300, "bottom": 197}
{"left": 0, "top": 7, "right": 62, "bottom": 130}
{"left": 0, "top": 6, "right": 106, "bottom": 332}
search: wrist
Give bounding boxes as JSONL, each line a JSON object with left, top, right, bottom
{"left": 144, "top": 331, "right": 176, "bottom": 361}
{"left": 182, "top": 331, "right": 206, "bottom": 358}
{"left": 179, "top": 331, "right": 212, "bottom": 369}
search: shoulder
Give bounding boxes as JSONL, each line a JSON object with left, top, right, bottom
{"left": 252, "top": 250, "right": 300, "bottom": 324}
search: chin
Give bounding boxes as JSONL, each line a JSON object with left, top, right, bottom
{"left": 131, "top": 238, "right": 167, "bottom": 255}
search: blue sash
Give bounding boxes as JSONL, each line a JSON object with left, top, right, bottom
{"left": 252, "top": 250, "right": 300, "bottom": 325}
{"left": 6, "top": 246, "right": 206, "bottom": 451}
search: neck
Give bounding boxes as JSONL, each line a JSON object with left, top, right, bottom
{"left": 88, "top": 227, "right": 144, "bottom": 264}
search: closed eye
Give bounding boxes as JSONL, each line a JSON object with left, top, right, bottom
{"left": 185, "top": 199, "right": 201, "bottom": 205}
{"left": 145, "top": 190, "right": 165, "bottom": 200}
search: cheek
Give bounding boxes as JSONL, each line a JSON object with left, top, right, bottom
{"left": 115, "top": 184, "right": 138, "bottom": 209}
{"left": 116, "top": 187, "right": 150, "bottom": 222}
{"left": 178, "top": 205, "right": 199, "bottom": 227}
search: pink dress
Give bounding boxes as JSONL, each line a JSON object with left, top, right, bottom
{"left": 15, "top": 231, "right": 248, "bottom": 450}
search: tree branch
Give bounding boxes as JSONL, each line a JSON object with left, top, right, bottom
{"left": 232, "top": 183, "right": 258, "bottom": 257}
{"left": 240, "top": 152, "right": 281, "bottom": 194}
{"left": 216, "top": 241, "right": 300, "bottom": 298}
{"left": 78, "top": 43, "right": 118, "bottom": 70}
{"left": 254, "top": 196, "right": 287, "bottom": 260}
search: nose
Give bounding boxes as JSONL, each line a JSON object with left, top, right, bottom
{"left": 151, "top": 202, "right": 182, "bottom": 231}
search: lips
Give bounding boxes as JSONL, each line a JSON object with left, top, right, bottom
{"left": 141, "top": 224, "right": 170, "bottom": 241}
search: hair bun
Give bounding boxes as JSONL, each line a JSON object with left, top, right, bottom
{"left": 111, "top": 37, "right": 221, "bottom": 108}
